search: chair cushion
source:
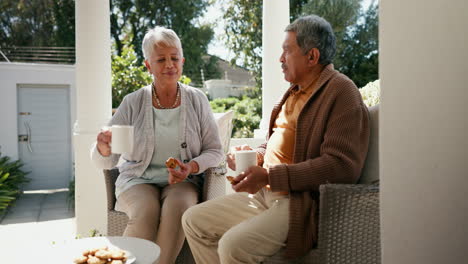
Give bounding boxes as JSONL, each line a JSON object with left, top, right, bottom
{"left": 213, "top": 110, "right": 234, "bottom": 154}
{"left": 359, "top": 104, "right": 379, "bottom": 184}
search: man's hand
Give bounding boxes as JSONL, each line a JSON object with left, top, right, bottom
{"left": 226, "top": 144, "right": 252, "bottom": 171}
{"left": 97, "top": 130, "right": 112, "bottom": 157}
{"left": 232, "top": 166, "right": 269, "bottom": 194}
{"left": 227, "top": 144, "right": 264, "bottom": 171}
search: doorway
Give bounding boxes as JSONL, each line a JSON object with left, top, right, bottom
{"left": 17, "top": 84, "right": 72, "bottom": 190}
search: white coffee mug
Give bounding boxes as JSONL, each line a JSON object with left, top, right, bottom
{"left": 111, "top": 125, "right": 134, "bottom": 154}
{"left": 235, "top": 150, "right": 257, "bottom": 175}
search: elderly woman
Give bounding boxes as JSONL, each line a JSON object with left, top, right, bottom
{"left": 91, "top": 26, "right": 223, "bottom": 263}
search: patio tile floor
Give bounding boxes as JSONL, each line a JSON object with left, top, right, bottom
{"left": 0, "top": 189, "right": 76, "bottom": 264}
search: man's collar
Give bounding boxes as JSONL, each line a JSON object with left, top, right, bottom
{"left": 288, "top": 64, "right": 337, "bottom": 95}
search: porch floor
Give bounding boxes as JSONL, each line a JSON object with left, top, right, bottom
{"left": 0, "top": 189, "right": 76, "bottom": 263}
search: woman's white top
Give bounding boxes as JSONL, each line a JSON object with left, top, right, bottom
{"left": 91, "top": 83, "right": 223, "bottom": 198}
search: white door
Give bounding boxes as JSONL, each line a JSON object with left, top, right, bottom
{"left": 17, "top": 85, "right": 72, "bottom": 190}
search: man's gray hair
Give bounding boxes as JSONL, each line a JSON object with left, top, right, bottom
{"left": 142, "top": 26, "right": 183, "bottom": 60}
{"left": 285, "top": 15, "right": 336, "bottom": 65}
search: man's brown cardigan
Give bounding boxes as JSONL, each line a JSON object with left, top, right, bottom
{"left": 258, "top": 64, "right": 370, "bottom": 258}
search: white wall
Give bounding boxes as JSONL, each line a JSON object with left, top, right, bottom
{"left": 380, "top": 0, "right": 468, "bottom": 263}
{"left": 0, "top": 63, "right": 76, "bottom": 159}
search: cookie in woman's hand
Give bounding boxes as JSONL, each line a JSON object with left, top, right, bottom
{"left": 165, "top": 157, "right": 178, "bottom": 169}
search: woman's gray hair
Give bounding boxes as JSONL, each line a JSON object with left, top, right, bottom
{"left": 142, "top": 26, "right": 183, "bottom": 60}
{"left": 285, "top": 15, "right": 336, "bottom": 65}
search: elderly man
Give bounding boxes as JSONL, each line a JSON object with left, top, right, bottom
{"left": 182, "top": 15, "right": 370, "bottom": 263}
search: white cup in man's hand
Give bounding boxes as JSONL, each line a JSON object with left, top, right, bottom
{"left": 111, "top": 125, "right": 134, "bottom": 154}
{"left": 235, "top": 150, "right": 257, "bottom": 175}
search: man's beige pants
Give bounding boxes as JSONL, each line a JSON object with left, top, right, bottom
{"left": 116, "top": 182, "right": 198, "bottom": 264}
{"left": 182, "top": 188, "right": 289, "bottom": 264}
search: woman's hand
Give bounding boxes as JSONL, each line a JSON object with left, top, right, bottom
{"left": 97, "top": 130, "right": 112, "bottom": 157}
{"left": 168, "top": 159, "right": 199, "bottom": 184}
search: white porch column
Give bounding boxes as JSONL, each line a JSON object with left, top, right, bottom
{"left": 74, "top": 0, "right": 112, "bottom": 236}
{"left": 381, "top": 0, "right": 468, "bottom": 263}
{"left": 255, "top": 0, "right": 290, "bottom": 138}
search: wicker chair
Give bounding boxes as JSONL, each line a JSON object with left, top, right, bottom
{"left": 104, "top": 166, "right": 227, "bottom": 264}
{"left": 263, "top": 104, "right": 380, "bottom": 264}
{"left": 105, "top": 105, "right": 380, "bottom": 264}
{"left": 104, "top": 110, "right": 234, "bottom": 264}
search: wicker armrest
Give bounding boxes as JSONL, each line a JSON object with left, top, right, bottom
{"left": 103, "top": 168, "right": 120, "bottom": 210}
{"left": 202, "top": 165, "right": 227, "bottom": 201}
{"left": 317, "top": 184, "right": 380, "bottom": 264}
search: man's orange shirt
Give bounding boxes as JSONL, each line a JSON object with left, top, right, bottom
{"left": 264, "top": 82, "right": 316, "bottom": 169}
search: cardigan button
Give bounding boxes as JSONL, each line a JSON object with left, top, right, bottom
{"left": 181, "top": 142, "right": 187, "bottom": 148}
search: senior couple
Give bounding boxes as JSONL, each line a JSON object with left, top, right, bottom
{"left": 92, "top": 15, "right": 369, "bottom": 264}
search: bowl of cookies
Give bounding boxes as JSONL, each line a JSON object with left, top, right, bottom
{"left": 55, "top": 236, "right": 159, "bottom": 264}
{"left": 73, "top": 246, "right": 135, "bottom": 264}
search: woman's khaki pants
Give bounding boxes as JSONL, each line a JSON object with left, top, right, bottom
{"left": 116, "top": 182, "right": 198, "bottom": 264}
{"left": 182, "top": 188, "right": 289, "bottom": 264}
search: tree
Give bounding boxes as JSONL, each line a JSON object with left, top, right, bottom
{"left": 301, "top": 0, "right": 361, "bottom": 34}
{"left": 290, "top": 0, "right": 309, "bottom": 21}
{"left": 1, "top": 0, "right": 219, "bottom": 86}
{"left": 302, "top": 0, "right": 378, "bottom": 87}
{"left": 220, "top": 0, "right": 262, "bottom": 87}
{"left": 52, "top": 0, "right": 75, "bottom": 47}
{"left": 335, "top": 2, "right": 378, "bottom": 87}
{"left": 110, "top": 0, "right": 219, "bottom": 87}
{"left": 220, "top": 0, "right": 379, "bottom": 89}
{"left": 111, "top": 44, "right": 152, "bottom": 108}
{"left": 0, "top": 0, "right": 75, "bottom": 47}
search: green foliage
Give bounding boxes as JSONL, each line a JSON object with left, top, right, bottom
{"left": 290, "top": 0, "right": 310, "bottom": 21}
{"left": 0, "top": 0, "right": 75, "bottom": 47}
{"left": 0, "top": 153, "right": 29, "bottom": 214}
{"left": 111, "top": 44, "right": 152, "bottom": 108}
{"left": 301, "top": 0, "right": 361, "bottom": 34}
{"left": 359, "top": 79, "right": 380, "bottom": 107}
{"left": 110, "top": 0, "right": 219, "bottom": 87}
{"left": 221, "top": 0, "right": 379, "bottom": 89}
{"left": 210, "top": 96, "right": 261, "bottom": 138}
{"left": 179, "top": 75, "right": 192, "bottom": 85}
{"left": 220, "top": 0, "right": 262, "bottom": 88}
{"left": 67, "top": 177, "right": 75, "bottom": 209}
{"left": 1, "top": 0, "right": 218, "bottom": 83}
{"left": 89, "top": 229, "right": 103, "bottom": 237}
{"left": 75, "top": 229, "right": 103, "bottom": 240}
{"left": 334, "top": 2, "right": 379, "bottom": 87}
{"left": 299, "top": 0, "right": 379, "bottom": 87}
{"left": 201, "top": 55, "right": 223, "bottom": 82}
{"left": 51, "top": 0, "right": 75, "bottom": 47}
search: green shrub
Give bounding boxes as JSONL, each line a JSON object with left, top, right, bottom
{"left": 112, "top": 45, "right": 153, "bottom": 108}
{"left": 0, "top": 153, "right": 29, "bottom": 214}
{"left": 68, "top": 177, "right": 75, "bottom": 209}
{"left": 209, "top": 79, "right": 381, "bottom": 138}
{"left": 210, "top": 96, "right": 262, "bottom": 138}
